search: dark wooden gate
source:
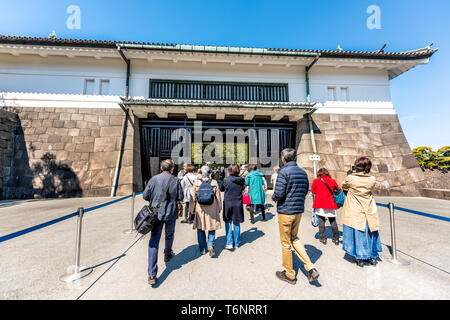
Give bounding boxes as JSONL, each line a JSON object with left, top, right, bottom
{"left": 140, "top": 118, "right": 297, "bottom": 184}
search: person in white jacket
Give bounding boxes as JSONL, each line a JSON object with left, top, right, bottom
{"left": 180, "top": 164, "right": 198, "bottom": 223}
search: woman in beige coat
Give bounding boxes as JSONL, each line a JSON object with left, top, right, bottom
{"left": 190, "top": 165, "right": 222, "bottom": 257}
{"left": 341, "top": 157, "right": 382, "bottom": 267}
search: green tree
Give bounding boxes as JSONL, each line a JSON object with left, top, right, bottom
{"left": 412, "top": 146, "right": 450, "bottom": 170}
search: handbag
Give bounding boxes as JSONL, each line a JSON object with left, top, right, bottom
{"left": 311, "top": 208, "right": 319, "bottom": 227}
{"left": 242, "top": 186, "right": 251, "bottom": 205}
{"left": 320, "top": 177, "right": 346, "bottom": 208}
{"left": 134, "top": 176, "right": 175, "bottom": 235}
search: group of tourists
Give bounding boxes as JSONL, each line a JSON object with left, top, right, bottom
{"left": 143, "top": 148, "right": 382, "bottom": 286}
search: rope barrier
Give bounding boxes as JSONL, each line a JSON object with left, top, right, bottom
{"left": 1, "top": 189, "right": 448, "bottom": 244}
{"left": 0, "top": 192, "right": 143, "bottom": 244}
{"left": 308, "top": 189, "right": 449, "bottom": 222}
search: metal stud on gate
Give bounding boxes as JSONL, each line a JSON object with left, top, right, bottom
{"left": 60, "top": 208, "right": 93, "bottom": 282}
{"left": 123, "top": 192, "right": 136, "bottom": 234}
{"left": 382, "top": 203, "right": 410, "bottom": 266}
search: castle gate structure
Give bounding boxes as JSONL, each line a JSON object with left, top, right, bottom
{"left": 0, "top": 36, "right": 437, "bottom": 199}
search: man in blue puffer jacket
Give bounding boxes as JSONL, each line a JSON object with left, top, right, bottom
{"left": 272, "top": 148, "right": 320, "bottom": 285}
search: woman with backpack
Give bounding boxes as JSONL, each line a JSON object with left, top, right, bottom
{"left": 180, "top": 165, "right": 198, "bottom": 224}
{"left": 311, "top": 168, "right": 339, "bottom": 245}
{"left": 220, "top": 164, "right": 245, "bottom": 250}
{"left": 190, "top": 165, "right": 222, "bottom": 257}
{"left": 245, "top": 164, "right": 267, "bottom": 223}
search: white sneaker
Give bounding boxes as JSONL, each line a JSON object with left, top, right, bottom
{"left": 225, "top": 245, "right": 234, "bottom": 250}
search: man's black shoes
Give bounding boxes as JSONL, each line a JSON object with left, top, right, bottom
{"left": 275, "top": 271, "right": 297, "bottom": 285}
{"left": 355, "top": 259, "right": 365, "bottom": 267}
{"left": 308, "top": 268, "right": 320, "bottom": 282}
{"left": 164, "top": 251, "right": 175, "bottom": 263}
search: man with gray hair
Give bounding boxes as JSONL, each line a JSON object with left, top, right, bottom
{"left": 143, "top": 159, "right": 184, "bottom": 286}
{"left": 272, "top": 148, "right": 320, "bottom": 285}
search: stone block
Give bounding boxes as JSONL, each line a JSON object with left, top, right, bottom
{"left": 53, "top": 120, "right": 65, "bottom": 128}
{"left": 68, "top": 129, "right": 80, "bottom": 137}
{"left": 48, "top": 143, "right": 65, "bottom": 151}
{"left": 373, "top": 146, "right": 393, "bottom": 158}
{"left": 116, "top": 184, "right": 133, "bottom": 197}
{"left": 80, "top": 153, "right": 90, "bottom": 161}
{"left": 61, "top": 136, "right": 73, "bottom": 144}
{"left": 118, "top": 166, "right": 133, "bottom": 185}
{"left": 83, "top": 136, "right": 95, "bottom": 144}
{"left": 381, "top": 132, "right": 408, "bottom": 146}
{"left": 64, "top": 120, "right": 77, "bottom": 129}
{"left": 47, "top": 135, "right": 61, "bottom": 143}
{"left": 79, "top": 128, "right": 91, "bottom": 136}
{"left": 90, "top": 109, "right": 107, "bottom": 116}
{"left": 76, "top": 121, "right": 88, "bottom": 129}
{"left": 84, "top": 114, "right": 98, "bottom": 123}
{"left": 59, "top": 113, "right": 71, "bottom": 121}
{"left": 401, "top": 154, "right": 420, "bottom": 169}
{"left": 86, "top": 121, "right": 100, "bottom": 129}
{"left": 73, "top": 136, "right": 85, "bottom": 144}
{"left": 100, "top": 127, "right": 122, "bottom": 137}
{"left": 98, "top": 116, "right": 110, "bottom": 127}
{"left": 408, "top": 167, "right": 425, "bottom": 182}
{"left": 89, "top": 151, "right": 117, "bottom": 170}
{"left": 108, "top": 109, "right": 123, "bottom": 116}
{"left": 55, "top": 151, "right": 70, "bottom": 161}
{"left": 31, "top": 120, "right": 43, "bottom": 128}
{"left": 75, "top": 143, "right": 94, "bottom": 153}
{"left": 94, "top": 137, "right": 119, "bottom": 152}
{"left": 71, "top": 113, "right": 84, "bottom": 121}
{"left": 91, "top": 169, "right": 114, "bottom": 189}
{"left": 49, "top": 113, "right": 60, "bottom": 120}
{"left": 38, "top": 113, "right": 49, "bottom": 120}
{"left": 71, "top": 160, "right": 90, "bottom": 172}
{"left": 109, "top": 116, "right": 123, "bottom": 126}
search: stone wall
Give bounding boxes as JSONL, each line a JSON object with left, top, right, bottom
{"left": 296, "top": 113, "right": 425, "bottom": 196}
{"left": 0, "top": 109, "right": 18, "bottom": 200}
{"left": 421, "top": 169, "right": 450, "bottom": 190}
{"left": 3, "top": 107, "right": 141, "bottom": 199}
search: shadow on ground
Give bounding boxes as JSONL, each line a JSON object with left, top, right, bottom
{"left": 152, "top": 244, "right": 200, "bottom": 288}
{"left": 314, "top": 226, "right": 343, "bottom": 239}
{"left": 213, "top": 227, "right": 266, "bottom": 258}
{"left": 293, "top": 244, "right": 323, "bottom": 287}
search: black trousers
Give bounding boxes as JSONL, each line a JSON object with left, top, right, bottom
{"left": 318, "top": 215, "right": 339, "bottom": 239}
{"left": 249, "top": 204, "right": 266, "bottom": 221}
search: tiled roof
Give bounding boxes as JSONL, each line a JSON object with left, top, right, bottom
{"left": 120, "top": 97, "right": 316, "bottom": 109}
{"left": 0, "top": 35, "right": 437, "bottom": 60}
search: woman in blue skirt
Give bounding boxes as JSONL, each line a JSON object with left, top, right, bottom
{"left": 341, "top": 157, "right": 382, "bottom": 267}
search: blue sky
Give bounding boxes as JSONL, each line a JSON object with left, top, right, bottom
{"left": 0, "top": 0, "right": 448, "bottom": 149}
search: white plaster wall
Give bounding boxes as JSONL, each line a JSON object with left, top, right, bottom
{"left": 0, "top": 53, "right": 393, "bottom": 111}
{"left": 0, "top": 54, "right": 127, "bottom": 95}
{"left": 309, "top": 66, "right": 391, "bottom": 103}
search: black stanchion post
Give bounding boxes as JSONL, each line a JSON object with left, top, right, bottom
{"left": 60, "top": 208, "right": 93, "bottom": 282}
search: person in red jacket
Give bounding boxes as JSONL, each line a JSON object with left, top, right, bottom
{"left": 311, "top": 168, "right": 339, "bottom": 245}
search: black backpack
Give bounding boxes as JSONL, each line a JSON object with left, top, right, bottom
{"left": 134, "top": 176, "right": 175, "bottom": 235}
{"left": 196, "top": 179, "right": 215, "bottom": 205}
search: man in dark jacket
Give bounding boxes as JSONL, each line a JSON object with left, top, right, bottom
{"left": 272, "top": 148, "right": 320, "bottom": 285}
{"left": 143, "top": 159, "right": 184, "bottom": 286}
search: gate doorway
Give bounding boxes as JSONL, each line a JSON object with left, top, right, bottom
{"left": 140, "top": 118, "right": 297, "bottom": 184}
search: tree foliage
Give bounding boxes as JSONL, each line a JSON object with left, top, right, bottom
{"left": 412, "top": 146, "right": 450, "bottom": 170}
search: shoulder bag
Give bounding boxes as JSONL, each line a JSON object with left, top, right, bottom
{"left": 320, "top": 177, "right": 346, "bottom": 208}
{"left": 134, "top": 175, "right": 175, "bottom": 235}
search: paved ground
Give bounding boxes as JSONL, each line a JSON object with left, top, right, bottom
{"left": 0, "top": 192, "right": 449, "bottom": 300}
